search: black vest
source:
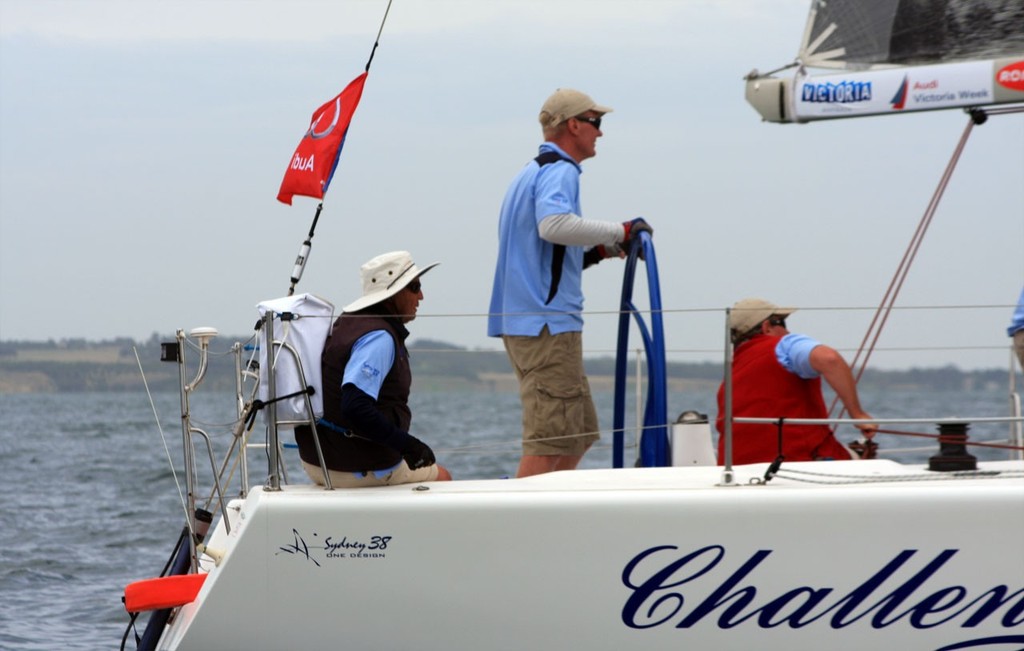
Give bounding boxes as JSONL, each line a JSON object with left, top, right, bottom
{"left": 295, "top": 313, "right": 411, "bottom": 472}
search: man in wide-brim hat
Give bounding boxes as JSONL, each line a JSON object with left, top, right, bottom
{"left": 295, "top": 250, "right": 452, "bottom": 487}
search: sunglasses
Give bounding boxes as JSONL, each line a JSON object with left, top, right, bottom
{"left": 405, "top": 280, "right": 421, "bottom": 293}
{"left": 574, "top": 115, "right": 602, "bottom": 130}
{"left": 767, "top": 316, "right": 787, "bottom": 328}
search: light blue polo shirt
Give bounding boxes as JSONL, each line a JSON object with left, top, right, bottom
{"left": 775, "top": 333, "right": 822, "bottom": 379}
{"left": 340, "top": 330, "right": 394, "bottom": 399}
{"left": 488, "top": 142, "right": 586, "bottom": 337}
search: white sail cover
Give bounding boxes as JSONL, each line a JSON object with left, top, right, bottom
{"left": 800, "top": 0, "right": 1024, "bottom": 70}
{"left": 256, "top": 293, "right": 335, "bottom": 426}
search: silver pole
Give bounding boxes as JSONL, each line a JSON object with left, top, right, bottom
{"left": 1009, "top": 347, "right": 1023, "bottom": 461}
{"left": 233, "top": 342, "right": 250, "bottom": 495}
{"left": 720, "top": 309, "right": 736, "bottom": 486}
{"left": 264, "top": 313, "right": 281, "bottom": 490}
{"left": 175, "top": 329, "right": 199, "bottom": 569}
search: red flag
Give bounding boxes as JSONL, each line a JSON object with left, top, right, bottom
{"left": 277, "top": 72, "right": 368, "bottom": 205}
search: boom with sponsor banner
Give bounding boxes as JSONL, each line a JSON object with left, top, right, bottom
{"left": 744, "top": 0, "right": 1024, "bottom": 124}
{"left": 748, "top": 57, "right": 1024, "bottom": 123}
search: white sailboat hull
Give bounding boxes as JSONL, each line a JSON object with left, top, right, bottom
{"left": 156, "top": 460, "right": 1024, "bottom": 650}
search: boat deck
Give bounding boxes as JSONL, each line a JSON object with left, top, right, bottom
{"left": 276, "top": 458, "right": 1024, "bottom": 497}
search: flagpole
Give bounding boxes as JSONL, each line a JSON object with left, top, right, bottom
{"left": 364, "top": 0, "right": 393, "bottom": 72}
{"left": 287, "top": 202, "right": 322, "bottom": 296}
{"left": 285, "top": 0, "right": 394, "bottom": 296}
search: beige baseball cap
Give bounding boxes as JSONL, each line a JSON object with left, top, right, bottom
{"left": 539, "top": 88, "right": 613, "bottom": 130}
{"left": 729, "top": 298, "right": 796, "bottom": 335}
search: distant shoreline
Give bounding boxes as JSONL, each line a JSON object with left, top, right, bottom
{"left": 1, "top": 339, "right": 1019, "bottom": 395}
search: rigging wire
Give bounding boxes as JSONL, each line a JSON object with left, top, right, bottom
{"left": 133, "top": 346, "right": 193, "bottom": 533}
{"left": 830, "top": 110, "right": 982, "bottom": 419}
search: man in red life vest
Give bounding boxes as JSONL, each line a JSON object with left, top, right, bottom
{"left": 715, "top": 298, "right": 877, "bottom": 465}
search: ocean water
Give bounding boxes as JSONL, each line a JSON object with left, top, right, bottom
{"left": 0, "top": 386, "right": 1019, "bottom": 650}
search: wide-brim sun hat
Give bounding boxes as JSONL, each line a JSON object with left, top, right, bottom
{"left": 342, "top": 250, "right": 439, "bottom": 313}
{"left": 728, "top": 297, "right": 797, "bottom": 335}
{"left": 539, "top": 88, "right": 613, "bottom": 130}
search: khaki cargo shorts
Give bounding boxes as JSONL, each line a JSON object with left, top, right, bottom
{"left": 502, "top": 327, "right": 599, "bottom": 456}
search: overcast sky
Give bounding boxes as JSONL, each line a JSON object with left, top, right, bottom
{"left": 1, "top": 0, "right": 1022, "bottom": 370}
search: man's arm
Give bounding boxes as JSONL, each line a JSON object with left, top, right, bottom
{"left": 808, "top": 346, "right": 877, "bottom": 436}
{"left": 339, "top": 383, "right": 409, "bottom": 446}
{"left": 339, "top": 384, "right": 437, "bottom": 469}
{"left": 538, "top": 213, "right": 622, "bottom": 246}
{"left": 540, "top": 214, "right": 654, "bottom": 268}
{"left": 336, "top": 331, "right": 437, "bottom": 468}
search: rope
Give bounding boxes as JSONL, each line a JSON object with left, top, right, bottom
{"left": 242, "top": 387, "right": 315, "bottom": 431}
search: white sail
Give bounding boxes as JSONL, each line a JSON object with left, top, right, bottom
{"left": 748, "top": 0, "right": 1024, "bottom": 122}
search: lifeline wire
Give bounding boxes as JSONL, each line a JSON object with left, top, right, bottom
{"left": 875, "top": 427, "right": 1024, "bottom": 452}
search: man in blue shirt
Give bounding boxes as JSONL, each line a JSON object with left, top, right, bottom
{"left": 488, "top": 88, "right": 653, "bottom": 477}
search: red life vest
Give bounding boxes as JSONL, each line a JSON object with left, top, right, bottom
{"left": 716, "top": 335, "right": 851, "bottom": 464}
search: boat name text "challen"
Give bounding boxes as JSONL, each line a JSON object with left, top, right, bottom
{"left": 621, "top": 545, "right": 1024, "bottom": 639}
